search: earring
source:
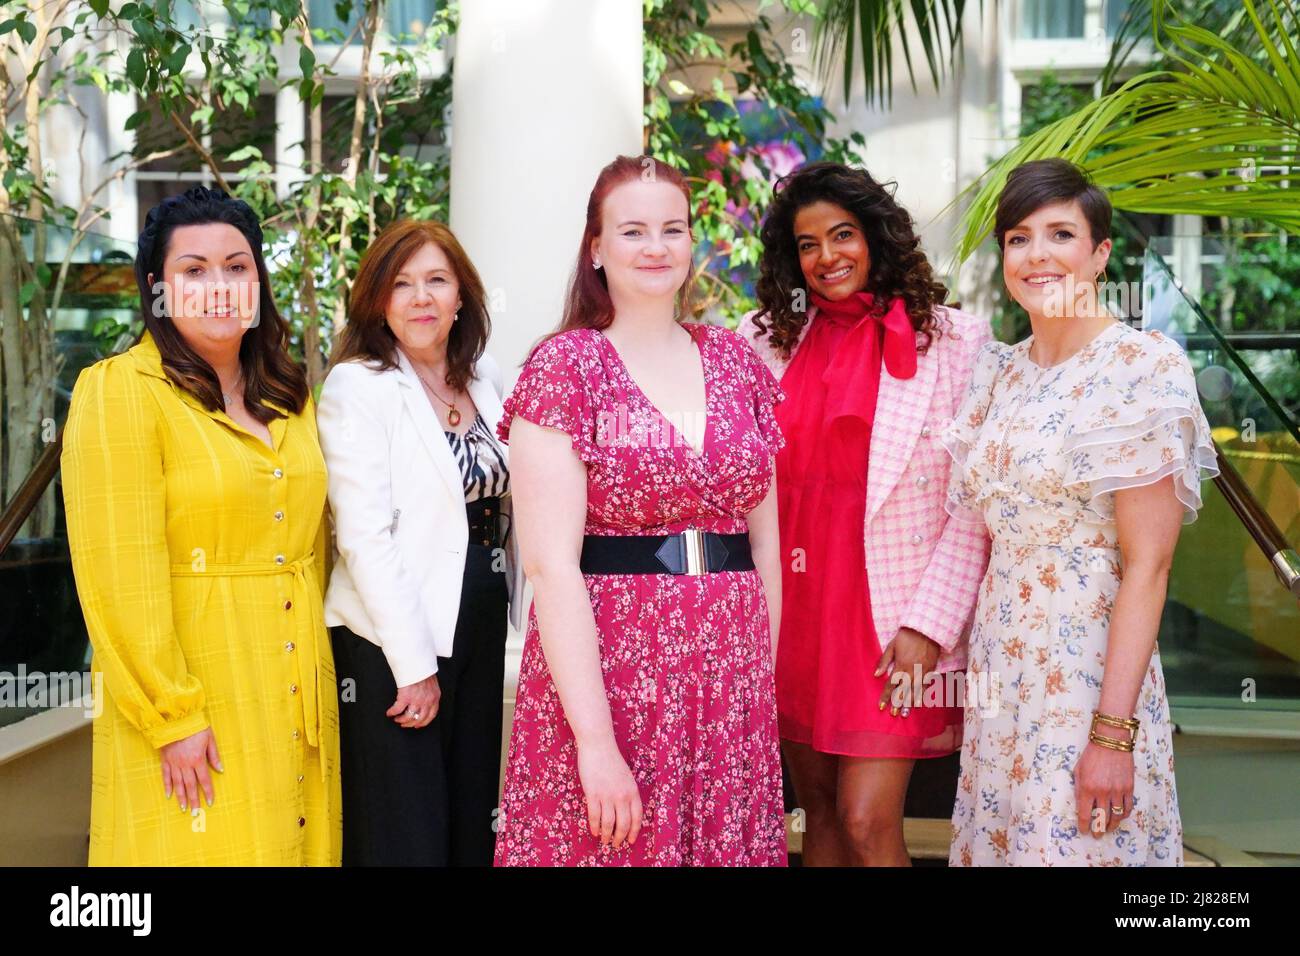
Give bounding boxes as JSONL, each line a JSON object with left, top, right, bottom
{"left": 453, "top": 311, "right": 459, "bottom": 322}
{"left": 592, "top": 259, "right": 602, "bottom": 270}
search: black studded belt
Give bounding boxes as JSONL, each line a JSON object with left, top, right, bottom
{"left": 466, "top": 496, "right": 506, "bottom": 549}
{"left": 579, "top": 529, "right": 754, "bottom": 576}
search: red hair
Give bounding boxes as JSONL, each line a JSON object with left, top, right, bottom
{"left": 544, "top": 155, "right": 695, "bottom": 346}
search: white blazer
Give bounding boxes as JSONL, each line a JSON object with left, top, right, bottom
{"left": 316, "top": 348, "right": 524, "bottom": 687}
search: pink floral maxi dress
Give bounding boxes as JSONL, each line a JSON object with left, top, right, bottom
{"left": 493, "top": 324, "right": 788, "bottom": 866}
{"left": 942, "top": 323, "right": 1218, "bottom": 866}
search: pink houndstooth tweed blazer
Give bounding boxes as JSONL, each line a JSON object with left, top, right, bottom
{"left": 739, "top": 304, "right": 993, "bottom": 674}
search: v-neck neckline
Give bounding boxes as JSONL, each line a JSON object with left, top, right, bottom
{"left": 218, "top": 405, "right": 282, "bottom": 454}
{"left": 596, "top": 323, "right": 711, "bottom": 458}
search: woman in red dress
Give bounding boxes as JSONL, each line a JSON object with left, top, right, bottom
{"left": 740, "top": 162, "right": 993, "bottom": 865}
{"left": 493, "top": 156, "right": 788, "bottom": 866}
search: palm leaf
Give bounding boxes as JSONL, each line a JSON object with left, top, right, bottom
{"left": 953, "top": 0, "right": 1300, "bottom": 264}
{"left": 814, "top": 0, "right": 974, "bottom": 108}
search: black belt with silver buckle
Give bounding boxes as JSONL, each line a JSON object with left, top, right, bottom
{"left": 579, "top": 529, "right": 754, "bottom": 576}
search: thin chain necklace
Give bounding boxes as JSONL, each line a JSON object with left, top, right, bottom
{"left": 409, "top": 359, "right": 462, "bottom": 427}
{"left": 222, "top": 371, "right": 243, "bottom": 408}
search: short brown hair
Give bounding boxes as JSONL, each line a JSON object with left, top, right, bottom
{"left": 331, "top": 219, "right": 490, "bottom": 392}
{"left": 994, "top": 158, "right": 1112, "bottom": 250}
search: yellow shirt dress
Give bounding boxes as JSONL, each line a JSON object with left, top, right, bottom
{"left": 61, "top": 331, "right": 341, "bottom": 866}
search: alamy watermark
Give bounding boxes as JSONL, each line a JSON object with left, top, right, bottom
{"left": 0, "top": 665, "right": 102, "bottom": 718}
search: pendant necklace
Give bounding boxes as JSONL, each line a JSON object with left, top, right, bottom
{"left": 412, "top": 364, "right": 461, "bottom": 427}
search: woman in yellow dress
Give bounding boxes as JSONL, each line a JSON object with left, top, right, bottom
{"left": 61, "top": 186, "right": 341, "bottom": 865}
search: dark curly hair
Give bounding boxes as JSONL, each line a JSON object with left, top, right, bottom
{"left": 136, "top": 184, "right": 307, "bottom": 420}
{"left": 752, "top": 161, "right": 948, "bottom": 360}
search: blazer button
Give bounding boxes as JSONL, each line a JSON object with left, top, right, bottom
{"left": 297, "top": 816, "right": 306, "bottom": 827}
{"left": 284, "top": 600, "right": 292, "bottom": 610}
{"left": 916, "top": 475, "right": 929, "bottom": 488}
{"left": 297, "top": 774, "right": 304, "bottom": 783}
{"left": 273, "top": 468, "right": 284, "bottom": 479}
{"left": 911, "top": 533, "right": 924, "bottom": 545}
{"left": 285, "top": 641, "right": 295, "bottom": 652}
{"left": 291, "top": 730, "right": 300, "bottom": 740}
{"left": 274, "top": 510, "right": 284, "bottom": 521}
{"left": 920, "top": 425, "right": 931, "bottom": 438}
{"left": 275, "top": 554, "right": 285, "bottom": 565}
{"left": 290, "top": 684, "right": 298, "bottom": 694}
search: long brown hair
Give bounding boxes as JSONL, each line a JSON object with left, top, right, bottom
{"left": 538, "top": 155, "right": 695, "bottom": 351}
{"left": 330, "top": 219, "right": 490, "bottom": 392}
{"left": 135, "top": 185, "right": 307, "bottom": 420}
{"left": 752, "top": 162, "right": 948, "bottom": 361}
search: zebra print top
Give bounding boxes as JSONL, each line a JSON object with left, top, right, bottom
{"left": 443, "top": 412, "right": 510, "bottom": 502}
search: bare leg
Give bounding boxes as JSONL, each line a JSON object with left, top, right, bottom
{"left": 836, "top": 756, "right": 915, "bottom": 867}
{"left": 782, "top": 739, "right": 853, "bottom": 867}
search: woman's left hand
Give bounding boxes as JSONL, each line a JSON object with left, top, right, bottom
{"left": 1074, "top": 727, "right": 1136, "bottom": 838}
{"left": 875, "top": 627, "right": 940, "bottom": 715}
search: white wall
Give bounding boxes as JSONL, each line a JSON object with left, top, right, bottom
{"left": 448, "top": 0, "right": 644, "bottom": 384}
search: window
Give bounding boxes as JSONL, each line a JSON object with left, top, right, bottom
{"left": 307, "top": 90, "right": 447, "bottom": 173}
{"left": 308, "top": 0, "right": 440, "bottom": 43}
{"left": 1019, "top": 0, "right": 1084, "bottom": 39}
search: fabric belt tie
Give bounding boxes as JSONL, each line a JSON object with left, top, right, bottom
{"left": 170, "top": 552, "right": 327, "bottom": 780}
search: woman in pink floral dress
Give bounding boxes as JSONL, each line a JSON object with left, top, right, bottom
{"left": 493, "top": 156, "right": 787, "bottom": 866}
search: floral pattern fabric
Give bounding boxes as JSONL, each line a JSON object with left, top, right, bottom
{"left": 942, "top": 322, "right": 1218, "bottom": 866}
{"left": 493, "top": 323, "right": 788, "bottom": 866}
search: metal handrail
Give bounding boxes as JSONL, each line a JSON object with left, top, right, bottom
{"left": 1212, "top": 445, "right": 1300, "bottom": 599}
{"left": 0, "top": 437, "right": 62, "bottom": 557}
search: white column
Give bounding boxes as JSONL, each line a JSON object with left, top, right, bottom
{"left": 449, "top": 0, "right": 643, "bottom": 382}
{"left": 103, "top": 87, "right": 139, "bottom": 245}
{"left": 275, "top": 83, "right": 306, "bottom": 199}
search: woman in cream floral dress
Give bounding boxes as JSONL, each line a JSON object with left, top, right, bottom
{"left": 943, "top": 160, "right": 1218, "bottom": 866}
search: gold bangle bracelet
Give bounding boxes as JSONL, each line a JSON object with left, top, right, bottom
{"left": 1089, "top": 730, "right": 1135, "bottom": 752}
{"left": 1092, "top": 710, "right": 1139, "bottom": 732}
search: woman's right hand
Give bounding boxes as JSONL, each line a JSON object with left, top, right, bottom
{"left": 577, "top": 737, "right": 642, "bottom": 850}
{"left": 161, "top": 727, "right": 222, "bottom": 812}
{"left": 387, "top": 674, "right": 440, "bottom": 729}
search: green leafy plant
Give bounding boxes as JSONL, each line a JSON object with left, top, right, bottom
{"left": 644, "top": 0, "right": 865, "bottom": 326}
{"left": 955, "top": 0, "right": 1300, "bottom": 262}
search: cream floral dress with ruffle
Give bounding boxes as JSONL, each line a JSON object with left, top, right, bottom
{"left": 942, "top": 321, "right": 1218, "bottom": 866}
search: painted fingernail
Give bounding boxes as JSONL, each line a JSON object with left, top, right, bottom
{"left": 878, "top": 699, "right": 886, "bottom": 711}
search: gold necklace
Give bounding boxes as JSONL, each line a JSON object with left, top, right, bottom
{"left": 411, "top": 365, "right": 461, "bottom": 427}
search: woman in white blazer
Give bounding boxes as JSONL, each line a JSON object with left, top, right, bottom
{"left": 316, "top": 219, "right": 523, "bottom": 867}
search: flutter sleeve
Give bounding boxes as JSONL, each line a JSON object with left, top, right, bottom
{"left": 940, "top": 341, "right": 1008, "bottom": 523}
{"left": 1061, "top": 332, "right": 1219, "bottom": 523}
{"left": 497, "top": 331, "right": 599, "bottom": 463}
{"left": 731, "top": 326, "right": 787, "bottom": 456}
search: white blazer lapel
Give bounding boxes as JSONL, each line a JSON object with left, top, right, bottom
{"left": 395, "top": 349, "right": 465, "bottom": 502}
{"left": 865, "top": 330, "right": 938, "bottom": 523}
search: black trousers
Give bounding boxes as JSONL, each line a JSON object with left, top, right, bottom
{"left": 332, "top": 540, "right": 508, "bottom": 866}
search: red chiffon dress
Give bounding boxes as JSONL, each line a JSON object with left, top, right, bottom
{"left": 774, "top": 292, "right": 963, "bottom": 758}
